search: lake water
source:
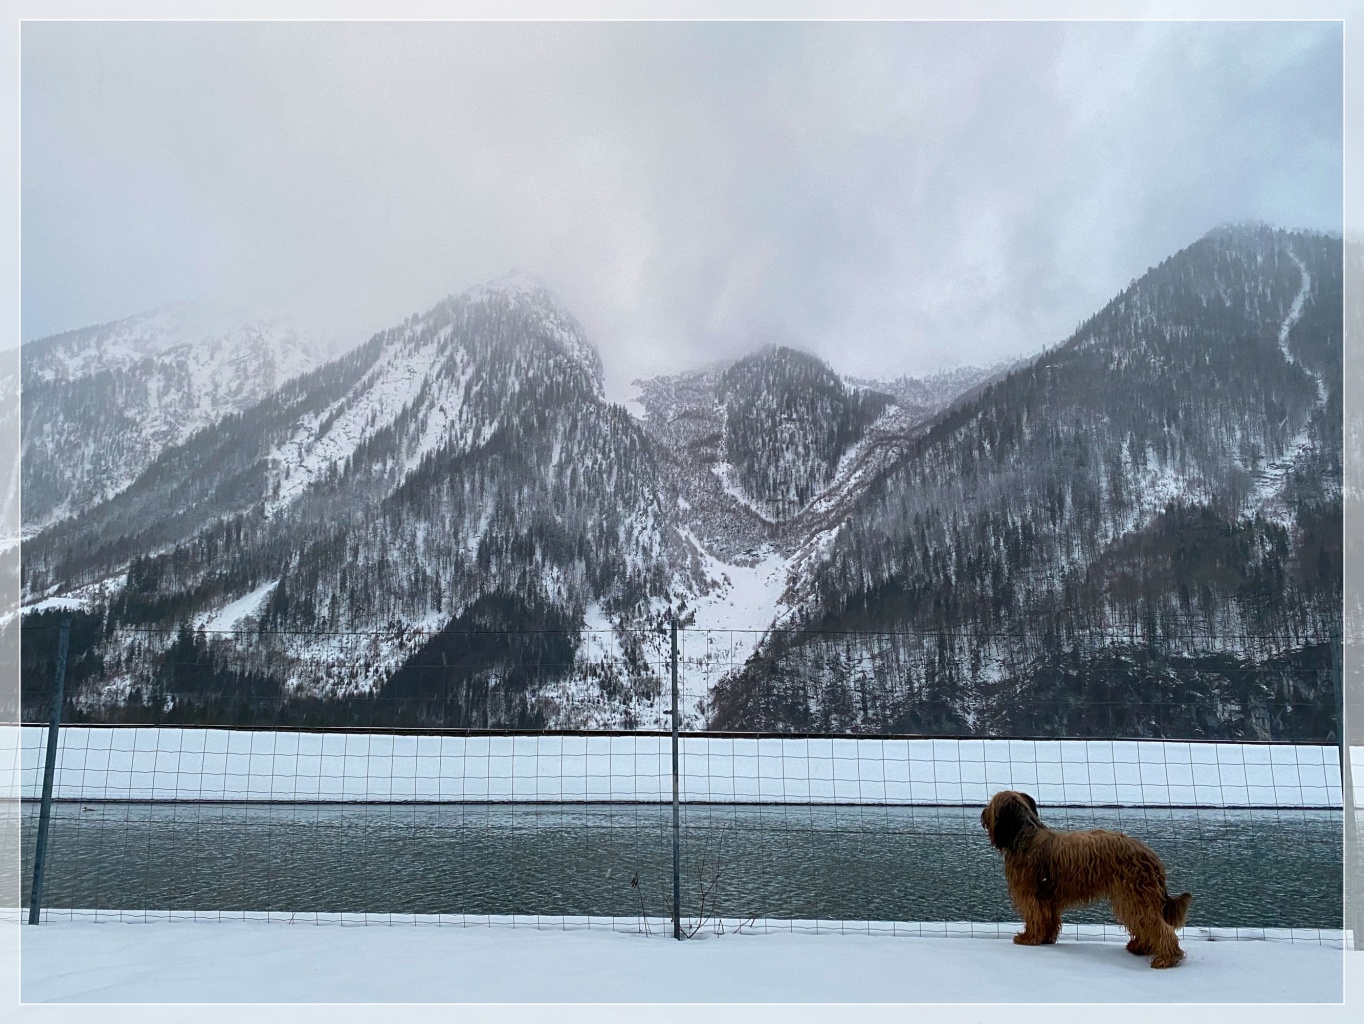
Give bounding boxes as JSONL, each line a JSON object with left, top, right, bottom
{"left": 19, "top": 802, "right": 1342, "bottom": 929}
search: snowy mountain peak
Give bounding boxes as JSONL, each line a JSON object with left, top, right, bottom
{"left": 1203, "top": 220, "right": 1281, "bottom": 243}
{"left": 460, "top": 270, "right": 605, "bottom": 395}
{"left": 25, "top": 302, "right": 254, "bottom": 380}
{"left": 475, "top": 266, "right": 554, "bottom": 297}
{"left": 20, "top": 305, "right": 328, "bottom": 531}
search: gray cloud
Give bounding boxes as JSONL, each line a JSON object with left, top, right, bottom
{"left": 22, "top": 20, "right": 1342, "bottom": 398}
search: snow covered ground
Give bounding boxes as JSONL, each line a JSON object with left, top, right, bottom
{"left": 14, "top": 912, "right": 1347, "bottom": 1003}
{"left": 10, "top": 727, "right": 1348, "bottom": 807}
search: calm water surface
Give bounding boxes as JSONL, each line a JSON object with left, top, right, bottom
{"left": 19, "top": 803, "right": 1342, "bottom": 928}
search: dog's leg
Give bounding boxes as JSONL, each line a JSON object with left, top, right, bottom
{"left": 1113, "top": 891, "right": 1154, "bottom": 956}
{"left": 1113, "top": 876, "right": 1186, "bottom": 967}
{"left": 1012, "top": 897, "right": 1059, "bottom": 946}
{"left": 1037, "top": 903, "right": 1061, "bottom": 944}
{"left": 1119, "top": 903, "right": 1185, "bottom": 968}
{"left": 1147, "top": 923, "right": 1186, "bottom": 969}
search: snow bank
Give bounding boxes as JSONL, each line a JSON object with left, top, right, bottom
{"left": 10, "top": 727, "right": 1348, "bottom": 807}
{"left": 18, "top": 911, "right": 1346, "bottom": 1003}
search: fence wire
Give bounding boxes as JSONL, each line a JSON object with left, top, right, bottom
{"left": 12, "top": 621, "right": 1353, "bottom": 946}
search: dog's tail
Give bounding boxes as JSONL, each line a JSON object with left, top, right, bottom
{"left": 1163, "top": 891, "right": 1193, "bottom": 929}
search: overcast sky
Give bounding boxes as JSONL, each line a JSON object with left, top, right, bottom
{"left": 22, "top": 20, "right": 1342, "bottom": 398}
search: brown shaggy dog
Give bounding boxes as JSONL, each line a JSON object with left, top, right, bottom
{"left": 980, "top": 790, "right": 1193, "bottom": 968}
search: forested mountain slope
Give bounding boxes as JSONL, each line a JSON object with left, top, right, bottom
{"left": 710, "top": 225, "right": 1341, "bottom": 739}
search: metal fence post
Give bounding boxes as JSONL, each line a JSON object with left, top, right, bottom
{"left": 1336, "top": 631, "right": 1364, "bottom": 949}
{"left": 671, "top": 615, "right": 681, "bottom": 940}
{"left": 29, "top": 614, "right": 71, "bottom": 925}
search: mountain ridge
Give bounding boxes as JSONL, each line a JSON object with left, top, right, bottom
{"left": 20, "top": 305, "right": 327, "bottom": 535}
{"left": 16, "top": 225, "right": 1344, "bottom": 740}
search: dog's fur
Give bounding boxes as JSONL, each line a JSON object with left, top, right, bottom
{"left": 980, "top": 790, "right": 1193, "bottom": 968}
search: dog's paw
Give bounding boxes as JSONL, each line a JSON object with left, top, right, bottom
{"left": 1013, "top": 931, "right": 1045, "bottom": 946}
{"left": 1125, "top": 938, "right": 1150, "bottom": 956}
{"left": 1149, "top": 952, "right": 1185, "bottom": 969}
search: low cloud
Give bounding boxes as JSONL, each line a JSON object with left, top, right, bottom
{"left": 22, "top": 21, "right": 1342, "bottom": 397}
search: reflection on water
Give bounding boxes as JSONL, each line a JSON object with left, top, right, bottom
{"left": 19, "top": 803, "right": 1342, "bottom": 928}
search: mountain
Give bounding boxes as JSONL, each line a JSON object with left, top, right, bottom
{"left": 631, "top": 351, "right": 995, "bottom": 561}
{"left": 709, "top": 224, "right": 1341, "bottom": 740}
{"left": 714, "top": 347, "right": 891, "bottom": 520}
{"left": 21, "top": 304, "right": 323, "bottom": 534}
{"left": 17, "top": 225, "right": 1344, "bottom": 741}
{"left": 1, "top": 355, "right": 18, "bottom": 543}
{"left": 20, "top": 272, "right": 694, "bottom": 728}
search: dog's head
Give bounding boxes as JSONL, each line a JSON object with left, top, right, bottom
{"left": 980, "top": 790, "right": 1040, "bottom": 850}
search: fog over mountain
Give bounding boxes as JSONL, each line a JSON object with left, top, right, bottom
{"left": 22, "top": 21, "right": 1342, "bottom": 396}
{"left": 15, "top": 225, "right": 1342, "bottom": 741}
{"left": 15, "top": 22, "right": 1342, "bottom": 739}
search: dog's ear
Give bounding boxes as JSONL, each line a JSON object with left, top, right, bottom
{"left": 990, "top": 793, "right": 1036, "bottom": 850}
{"left": 1019, "top": 791, "right": 1038, "bottom": 814}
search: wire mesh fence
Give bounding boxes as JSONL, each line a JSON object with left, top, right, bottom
{"left": 11, "top": 619, "right": 1354, "bottom": 947}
